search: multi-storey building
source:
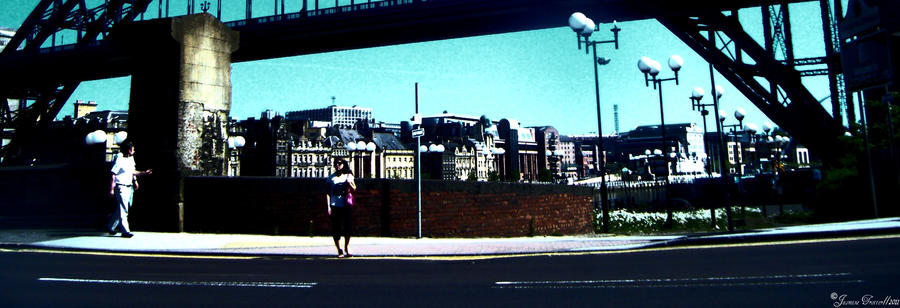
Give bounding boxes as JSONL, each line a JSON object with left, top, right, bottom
{"left": 444, "top": 143, "right": 476, "bottom": 181}
{"left": 236, "top": 112, "right": 290, "bottom": 177}
{"left": 707, "top": 130, "right": 811, "bottom": 176}
{"left": 616, "top": 123, "right": 706, "bottom": 176}
{"left": 415, "top": 113, "right": 500, "bottom": 181}
{"left": 531, "top": 126, "right": 568, "bottom": 181}
{"left": 286, "top": 105, "right": 373, "bottom": 129}
{"left": 495, "top": 119, "right": 539, "bottom": 182}
{"left": 289, "top": 136, "right": 332, "bottom": 178}
{"left": 567, "top": 133, "right": 616, "bottom": 178}
{"left": 373, "top": 132, "right": 414, "bottom": 179}
{"left": 328, "top": 128, "right": 415, "bottom": 179}
{"left": 558, "top": 135, "right": 578, "bottom": 181}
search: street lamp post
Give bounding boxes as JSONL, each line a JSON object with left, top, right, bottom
{"left": 422, "top": 143, "right": 446, "bottom": 179}
{"left": 742, "top": 122, "right": 759, "bottom": 218}
{"left": 413, "top": 82, "right": 423, "bottom": 238}
{"left": 690, "top": 86, "right": 729, "bottom": 228}
{"left": 345, "top": 140, "right": 370, "bottom": 177}
{"left": 364, "top": 141, "right": 376, "bottom": 178}
{"left": 227, "top": 136, "right": 245, "bottom": 176}
{"left": 719, "top": 108, "right": 747, "bottom": 228}
{"left": 346, "top": 140, "right": 359, "bottom": 175}
{"left": 637, "top": 55, "right": 682, "bottom": 228}
{"left": 689, "top": 87, "right": 723, "bottom": 177}
{"left": 568, "top": 12, "right": 620, "bottom": 233}
{"left": 772, "top": 134, "right": 790, "bottom": 215}
{"left": 760, "top": 122, "right": 776, "bottom": 218}
{"left": 743, "top": 123, "right": 759, "bottom": 175}
{"left": 356, "top": 140, "right": 367, "bottom": 177}
{"left": 720, "top": 108, "right": 746, "bottom": 179}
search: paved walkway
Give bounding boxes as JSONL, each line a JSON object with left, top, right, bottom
{"left": 2, "top": 217, "right": 899, "bottom": 258}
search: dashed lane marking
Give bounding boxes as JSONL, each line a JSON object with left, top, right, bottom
{"left": 494, "top": 273, "right": 864, "bottom": 289}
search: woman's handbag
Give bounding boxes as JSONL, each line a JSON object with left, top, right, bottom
{"left": 347, "top": 191, "right": 355, "bottom": 207}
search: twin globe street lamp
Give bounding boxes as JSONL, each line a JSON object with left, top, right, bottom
{"left": 689, "top": 85, "right": 725, "bottom": 177}
{"left": 347, "top": 140, "right": 376, "bottom": 178}
{"left": 719, "top": 107, "right": 747, "bottom": 179}
{"left": 689, "top": 85, "right": 730, "bottom": 228}
{"left": 85, "top": 130, "right": 128, "bottom": 146}
{"left": 567, "top": 12, "right": 620, "bottom": 233}
{"left": 226, "top": 135, "right": 246, "bottom": 176}
{"left": 85, "top": 130, "right": 129, "bottom": 160}
{"left": 637, "top": 54, "right": 683, "bottom": 228}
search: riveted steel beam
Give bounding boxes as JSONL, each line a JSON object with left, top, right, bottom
{"left": 660, "top": 10, "right": 845, "bottom": 162}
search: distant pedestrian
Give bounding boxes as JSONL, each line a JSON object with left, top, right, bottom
{"left": 107, "top": 140, "right": 152, "bottom": 238}
{"left": 326, "top": 157, "right": 356, "bottom": 258}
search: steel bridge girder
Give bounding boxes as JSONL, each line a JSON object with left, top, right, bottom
{"left": 660, "top": 11, "right": 846, "bottom": 162}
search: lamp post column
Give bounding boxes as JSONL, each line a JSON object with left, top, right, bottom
{"left": 691, "top": 88, "right": 721, "bottom": 228}
{"left": 638, "top": 55, "right": 681, "bottom": 228}
{"left": 710, "top": 81, "right": 733, "bottom": 231}
{"left": 735, "top": 118, "right": 744, "bottom": 180}
{"left": 656, "top": 80, "right": 673, "bottom": 227}
{"left": 591, "top": 42, "right": 611, "bottom": 234}
{"left": 568, "top": 12, "right": 619, "bottom": 233}
{"left": 702, "top": 111, "right": 712, "bottom": 175}
{"left": 415, "top": 83, "right": 422, "bottom": 239}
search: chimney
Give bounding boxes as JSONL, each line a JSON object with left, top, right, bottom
{"left": 74, "top": 100, "right": 97, "bottom": 118}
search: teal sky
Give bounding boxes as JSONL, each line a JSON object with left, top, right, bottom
{"left": 1, "top": 1, "right": 844, "bottom": 136}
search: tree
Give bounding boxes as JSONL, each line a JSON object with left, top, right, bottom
{"left": 466, "top": 169, "right": 478, "bottom": 182}
{"left": 506, "top": 169, "right": 521, "bottom": 182}
{"left": 487, "top": 171, "right": 500, "bottom": 182}
{"left": 538, "top": 168, "right": 554, "bottom": 182}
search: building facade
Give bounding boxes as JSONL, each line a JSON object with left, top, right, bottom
{"left": 373, "top": 132, "right": 414, "bottom": 179}
{"left": 415, "top": 113, "right": 500, "bottom": 181}
{"left": 286, "top": 105, "right": 373, "bottom": 128}
{"left": 290, "top": 138, "right": 332, "bottom": 178}
{"left": 615, "top": 123, "right": 707, "bottom": 176}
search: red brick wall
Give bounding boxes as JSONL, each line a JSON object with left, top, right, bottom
{"left": 183, "top": 177, "right": 594, "bottom": 237}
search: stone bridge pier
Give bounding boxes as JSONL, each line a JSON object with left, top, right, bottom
{"left": 121, "top": 14, "right": 239, "bottom": 231}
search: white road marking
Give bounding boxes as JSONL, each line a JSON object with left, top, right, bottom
{"left": 495, "top": 273, "right": 863, "bottom": 289}
{"left": 493, "top": 280, "right": 866, "bottom": 289}
{"left": 39, "top": 277, "right": 317, "bottom": 288}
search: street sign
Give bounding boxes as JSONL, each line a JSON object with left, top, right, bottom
{"left": 412, "top": 128, "right": 424, "bottom": 138}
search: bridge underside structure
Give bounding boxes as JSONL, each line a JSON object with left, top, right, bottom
{"left": 660, "top": 8, "right": 847, "bottom": 161}
{"left": 0, "top": 0, "right": 153, "bottom": 164}
{"left": 1, "top": 0, "right": 847, "bottom": 165}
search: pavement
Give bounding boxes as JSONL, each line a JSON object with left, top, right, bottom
{"left": 2, "top": 217, "right": 900, "bottom": 258}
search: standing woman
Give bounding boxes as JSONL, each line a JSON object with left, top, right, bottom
{"left": 107, "top": 140, "right": 152, "bottom": 238}
{"left": 326, "top": 157, "right": 356, "bottom": 258}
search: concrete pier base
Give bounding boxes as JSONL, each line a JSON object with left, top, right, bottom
{"left": 123, "top": 14, "right": 239, "bottom": 232}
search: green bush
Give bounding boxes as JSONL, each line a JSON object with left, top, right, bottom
{"left": 597, "top": 207, "right": 762, "bottom": 234}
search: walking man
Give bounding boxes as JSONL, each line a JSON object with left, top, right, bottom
{"left": 107, "top": 140, "right": 151, "bottom": 238}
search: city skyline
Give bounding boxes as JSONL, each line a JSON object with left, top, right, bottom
{"left": 1, "top": 0, "right": 842, "bottom": 136}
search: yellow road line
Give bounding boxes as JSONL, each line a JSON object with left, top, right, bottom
{"left": 0, "top": 248, "right": 258, "bottom": 260}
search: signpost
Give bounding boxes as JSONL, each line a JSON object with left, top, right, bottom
{"left": 414, "top": 82, "right": 422, "bottom": 239}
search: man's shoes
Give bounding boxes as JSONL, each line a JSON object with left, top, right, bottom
{"left": 121, "top": 233, "right": 134, "bottom": 238}
{"left": 107, "top": 230, "right": 117, "bottom": 235}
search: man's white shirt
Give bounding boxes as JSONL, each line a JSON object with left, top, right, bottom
{"left": 111, "top": 153, "right": 137, "bottom": 185}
